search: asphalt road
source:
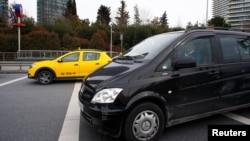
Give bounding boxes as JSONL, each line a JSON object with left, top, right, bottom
{"left": 0, "top": 73, "right": 249, "bottom": 141}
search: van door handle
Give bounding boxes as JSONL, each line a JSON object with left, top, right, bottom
{"left": 209, "top": 70, "right": 220, "bottom": 75}
{"left": 96, "top": 63, "right": 100, "bottom": 65}
{"left": 74, "top": 64, "right": 78, "bottom": 66}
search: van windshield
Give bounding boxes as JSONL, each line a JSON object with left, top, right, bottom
{"left": 122, "top": 31, "right": 184, "bottom": 60}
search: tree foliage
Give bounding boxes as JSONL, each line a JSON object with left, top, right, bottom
{"left": 96, "top": 5, "right": 111, "bottom": 25}
{"left": 89, "top": 30, "right": 108, "bottom": 50}
{"left": 207, "top": 16, "right": 230, "bottom": 27}
{"left": 23, "top": 26, "right": 61, "bottom": 50}
{"left": 134, "top": 4, "right": 141, "bottom": 25}
{"left": 1, "top": 1, "right": 187, "bottom": 53}
{"left": 160, "top": 11, "right": 168, "bottom": 27}
{"left": 115, "top": 0, "right": 130, "bottom": 27}
{"left": 64, "top": 0, "right": 77, "bottom": 18}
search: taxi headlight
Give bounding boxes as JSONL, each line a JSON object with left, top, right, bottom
{"left": 91, "top": 88, "right": 123, "bottom": 104}
{"left": 30, "top": 64, "right": 36, "bottom": 68}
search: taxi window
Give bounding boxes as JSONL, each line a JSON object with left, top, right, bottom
{"left": 61, "top": 52, "right": 79, "bottom": 62}
{"left": 83, "top": 52, "right": 100, "bottom": 61}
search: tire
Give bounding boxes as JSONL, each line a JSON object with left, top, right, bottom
{"left": 37, "top": 70, "right": 53, "bottom": 85}
{"left": 123, "top": 102, "right": 165, "bottom": 141}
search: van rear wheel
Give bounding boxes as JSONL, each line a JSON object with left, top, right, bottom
{"left": 37, "top": 70, "right": 53, "bottom": 85}
{"left": 123, "top": 102, "right": 165, "bottom": 141}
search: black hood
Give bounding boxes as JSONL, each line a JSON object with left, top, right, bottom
{"left": 85, "top": 60, "right": 146, "bottom": 88}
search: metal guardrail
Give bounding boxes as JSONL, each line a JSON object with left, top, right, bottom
{"left": 0, "top": 61, "right": 32, "bottom": 73}
{"left": 0, "top": 50, "right": 119, "bottom": 61}
{"left": 0, "top": 50, "right": 69, "bottom": 61}
{"left": 0, "top": 50, "right": 119, "bottom": 73}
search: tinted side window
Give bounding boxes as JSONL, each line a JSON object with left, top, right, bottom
{"left": 219, "top": 37, "right": 240, "bottom": 63}
{"left": 238, "top": 38, "right": 250, "bottom": 60}
{"left": 178, "top": 38, "right": 213, "bottom": 66}
{"left": 83, "top": 52, "right": 100, "bottom": 61}
{"left": 219, "top": 36, "right": 250, "bottom": 62}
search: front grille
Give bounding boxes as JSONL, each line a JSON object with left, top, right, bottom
{"left": 82, "top": 111, "right": 91, "bottom": 123}
{"left": 80, "top": 84, "right": 95, "bottom": 102}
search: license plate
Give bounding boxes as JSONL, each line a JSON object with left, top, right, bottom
{"left": 78, "top": 100, "right": 84, "bottom": 112}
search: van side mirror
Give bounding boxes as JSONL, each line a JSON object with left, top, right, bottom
{"left": 174, "top": 56, "right": 196, "bottom": 69}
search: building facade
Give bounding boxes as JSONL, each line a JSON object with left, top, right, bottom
{"left": 212, "top": 0, "right": 228, "bottom": 20}
{"left": 228, "top": 0, "right": 250, "bottom": 29}
{"left": 213, "top": 0, "right": 250, "bottom": 29}
{"left": 37, "top": 0, "right": 67, "bottom": 25}
{"left": 0, "top": 0, "right": 8, "bottom": 15}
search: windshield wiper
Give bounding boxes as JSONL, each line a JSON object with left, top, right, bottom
{"left": 113, "top": 55, "right": 142, "bottom": 64}
{"left": 115, "top": 56, "right": 134, "bottom": 60}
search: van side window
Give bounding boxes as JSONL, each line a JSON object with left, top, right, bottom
{"left": 178, "top": 38, "right": 213, "bottom": 66}
{"left": 219, "top": 37, "right": 241, "bottom": 63}
{"left": 158, "top": 57, "right": 172, "bottom": 71}
{"left": 238, "top": 37, "right": 250, "bottom": 60}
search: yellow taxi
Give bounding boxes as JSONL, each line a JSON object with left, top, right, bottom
{"left": 27, "top": 49, "right": 111, "bottom": 84}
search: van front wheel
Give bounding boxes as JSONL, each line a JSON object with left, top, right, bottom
{"left": 123, "top": 102, "right": 165, "bottom": 141}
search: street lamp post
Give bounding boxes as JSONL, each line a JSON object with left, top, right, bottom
{"left": 110, "top": 23, "right": 113, "bottom": 58}
{"left": 206, "top": 0, "right": 209, "bottom": 26}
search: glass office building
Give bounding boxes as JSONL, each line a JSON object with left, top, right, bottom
{"left": 37, "top": 0, "right": 67, "bottom": 25}
{"left": 0, "top": 0, "right": 8, "bottom": 15}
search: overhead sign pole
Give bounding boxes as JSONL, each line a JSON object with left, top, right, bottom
{"left": 13, "top": 4, "right": 25, "bottom": 57}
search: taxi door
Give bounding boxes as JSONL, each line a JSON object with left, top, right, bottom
{"left": 55, "top": 52, "right": 80, "bottom": 77}
{"left": 78, "top": 52, "right": 103, "bottom": 76}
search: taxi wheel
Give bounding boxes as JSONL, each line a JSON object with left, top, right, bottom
{"left": 123, "top": 102, "right": 165, "bottom": 141}
{"left": 37, "top": 70, "right": 53, "bottom": 85}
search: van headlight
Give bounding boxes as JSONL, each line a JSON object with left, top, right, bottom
{"left": 91, "top": 88, "right": 123, "bottom": 104}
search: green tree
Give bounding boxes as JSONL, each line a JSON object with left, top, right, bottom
{"left": 72, "top": 0, "right": 77, "bottom": 16}
{"left": 115, "top": 0, "right": 130, "bottom": 27}
{"left": 19, "top": 15, "right": 35, "bottom": 34}
{"left": 89, "top": 30, "right": 108, "bottom": 50}
{"left": 207, "top": 16, "right": 230, "bottom": 27}
{"left": 133, "top": 4, "right": 141, "bottom": 25}
{"left": 186, "top": 21, "right": 193, "bottom": 29}
{"left": 96, "top": 5, "right": 111, "bottom": 25}
{"left": 64, "top": 0, "right": 76, "bottom": 18}
{"left": 0, "top": 13, "right": 8, "bottom": 27}
{"left": 160, "top": 11, "right": 168, "bottom": 27}
{"left": 62, "top": 34, "right": 89, "bottom": 50}
{"left": 23, "top": 26, "right": 61, "bottom": 50}
{"left": 150, "top": 17, "right": 160, "bottom": 26}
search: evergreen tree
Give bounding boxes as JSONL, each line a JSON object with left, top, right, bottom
{"left": 72, "top": 0, "right": 77, "bottom": 16}
{"left": 96, "top": 5, "right": 111, "bottom": 25}
{"left": 134, "top": 4, "right": 141, "bottom": 25}
{"left": 160, "top": 11, "right": 168, "bottom": 27}
{"left": 64, "top": 0, "right": 77, "bottom": 18}
{"left": 115, "top": 0, "right": 130, "bottom": 27}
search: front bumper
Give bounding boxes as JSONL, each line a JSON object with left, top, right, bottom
{"left": 27, "top": 68, "right": 36, "bottom": 79}
{"left": 78, "top": 99, "right": 126, "bottom": 137}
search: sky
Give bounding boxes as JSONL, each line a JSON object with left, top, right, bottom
{"left": 9, "top": 0, "right": 213, "bottom": 27}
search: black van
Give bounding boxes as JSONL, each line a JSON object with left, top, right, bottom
{"left": 78, "top": 29, "right": 250, "bottom": 141}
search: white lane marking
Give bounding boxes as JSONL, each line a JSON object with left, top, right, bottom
{"left": 223, "top": 112, "right": 250, "bottom": 125}
{"left": 58, "top": 82, "right": 81, "bottom": 141}
{"left": 0, "top": 76, "right": 27, "bottom": 87}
